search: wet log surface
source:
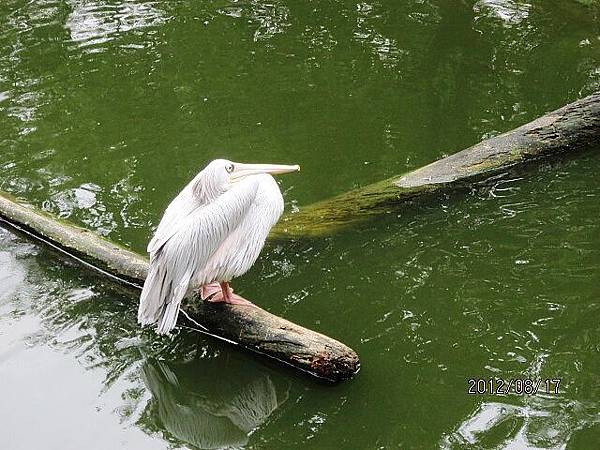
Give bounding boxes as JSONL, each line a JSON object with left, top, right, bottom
{"left": 273, "top": 92, "right": 600, "bottom": 238}
{"left": 0, "top": 193, "right": 359, "bottom": 382}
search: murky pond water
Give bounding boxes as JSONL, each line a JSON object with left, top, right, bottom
{"left": 1, "top": 1, "right": 600, "bottom": 448}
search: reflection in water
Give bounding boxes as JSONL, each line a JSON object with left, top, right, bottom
{"left": 141, "top": 357, "right": 290, "bottom": 449}
{"left": 0, "top": 227, "right": 167, "bottom": 450}
{"left": 354, "top": 2, "right": 408, "bottom": 69}
{"left": 442, "top": 398, "right": 600, "bottom": 449}
{"left": 66, "top": 0, "right": 166, "bottom": 50}
{"left": 473, "top": 0, "right": 531, "bottom": 25}
{"left": 218, "top": 0, "right": 290, "bottom": 42}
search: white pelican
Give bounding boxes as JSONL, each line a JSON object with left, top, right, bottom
{"left": 138, "top": 159, "right": 300, "bottom": 334}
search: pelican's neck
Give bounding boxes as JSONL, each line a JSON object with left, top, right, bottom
{"left": 251, "top": 174, "right": 285, "bottom": 224}
{"left": 190, "top": 172, "right": 226, "bottom": 203}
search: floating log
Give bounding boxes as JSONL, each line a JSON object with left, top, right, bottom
{"left": 273, "top": 91, "right": 600, "bottom": 238}
{"left": 0, "top": 192, "right": 359, "bottom": 382}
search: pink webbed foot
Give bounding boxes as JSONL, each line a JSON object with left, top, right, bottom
{"left": 201, "top": 282, "right": 222, "bottom": 300}
{"left": 206, "top": 282, "right": 255, "bottom": 307}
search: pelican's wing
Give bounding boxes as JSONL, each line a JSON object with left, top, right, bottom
{"left": 147, "top": 186, "right": 204, "bottom": 256}
{"left": 138, "top": 180, "right": 260, "bottom": 334}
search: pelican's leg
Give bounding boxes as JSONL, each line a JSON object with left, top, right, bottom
{"left": 200, "top": 282, "right": 222, "bottom": 300}
{"left": 207, "top": 282, "right": 254, "bottom": 306}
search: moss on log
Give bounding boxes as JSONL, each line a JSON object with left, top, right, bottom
{"left": 0, "top": 193, "right": 359, "bottom": 382}
{"left": 273, "top": 92, "right": 600, "bottom": 238}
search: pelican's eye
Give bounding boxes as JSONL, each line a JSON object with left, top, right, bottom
{"left": 225, "top": 163, "right": 234, "bottom": 174}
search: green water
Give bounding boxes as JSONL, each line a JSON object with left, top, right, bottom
{"left": 1, "top": 0, "right": 600, "bottom": 448}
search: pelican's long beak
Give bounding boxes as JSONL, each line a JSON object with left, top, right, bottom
{"left": 230, "top": 163, "right": 300, "bottom": 181}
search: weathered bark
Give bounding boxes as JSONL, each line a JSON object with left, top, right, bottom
{"left": 180, "top": 301, "right": 358, "bottom": 381}
{"left": 0, "top": 193, "right": 359, "bottom": 382}
{"left": 273, "top": 92, "right": 600, "bottom": 238}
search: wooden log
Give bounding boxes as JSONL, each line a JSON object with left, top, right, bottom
{"left": 273, "top": 92, "right": 600, "bottom": 238}
{"left": 0, "top": 192, "right": 359, "bottom": 382}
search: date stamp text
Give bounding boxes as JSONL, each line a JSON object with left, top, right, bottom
{"left": 467, "top": 378, "right": 561, "bottom": 396}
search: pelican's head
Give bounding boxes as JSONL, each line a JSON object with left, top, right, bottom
{"left": 195, "top": 159, "right": 299, "bottom": 199}
{"left": 203, "top": 159, "right": 300, "bottom": 189}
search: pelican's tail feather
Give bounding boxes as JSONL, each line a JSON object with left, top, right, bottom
{"left": 155, "top": 278, "right": 190, "bottom": 334}
{"left": 138, "top": 257, "right": 193, "bottom": 335}
{"left": 156, "top": 301, "right": 181, "bottom": 335}
{"left": 138, "top": 262, "right": 164, "bottom": 326}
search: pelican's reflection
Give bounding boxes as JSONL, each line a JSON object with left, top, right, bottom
{"left": 141, "top": 356, "right": 290, "bottom": 449}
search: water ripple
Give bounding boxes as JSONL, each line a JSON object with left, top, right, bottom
{"left": 65, "top": 0, "right": 166, "bottom": 51}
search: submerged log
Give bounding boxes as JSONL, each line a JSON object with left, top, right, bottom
{"left": 0, "top": 192, "right": 359, "bottom": 382}
{"left": 273, "top": 92, "right": 600, "bottom": 238}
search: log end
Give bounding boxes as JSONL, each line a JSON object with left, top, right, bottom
{"left": 181, "top": 299, "right": 360, "bottom": 383}
{"left": 303, "top": 345, "right": 360, "bottom": 382}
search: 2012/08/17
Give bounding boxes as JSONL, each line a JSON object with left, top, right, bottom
{"left": 467, "top": 378, "right": 561, "bottom": 395}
